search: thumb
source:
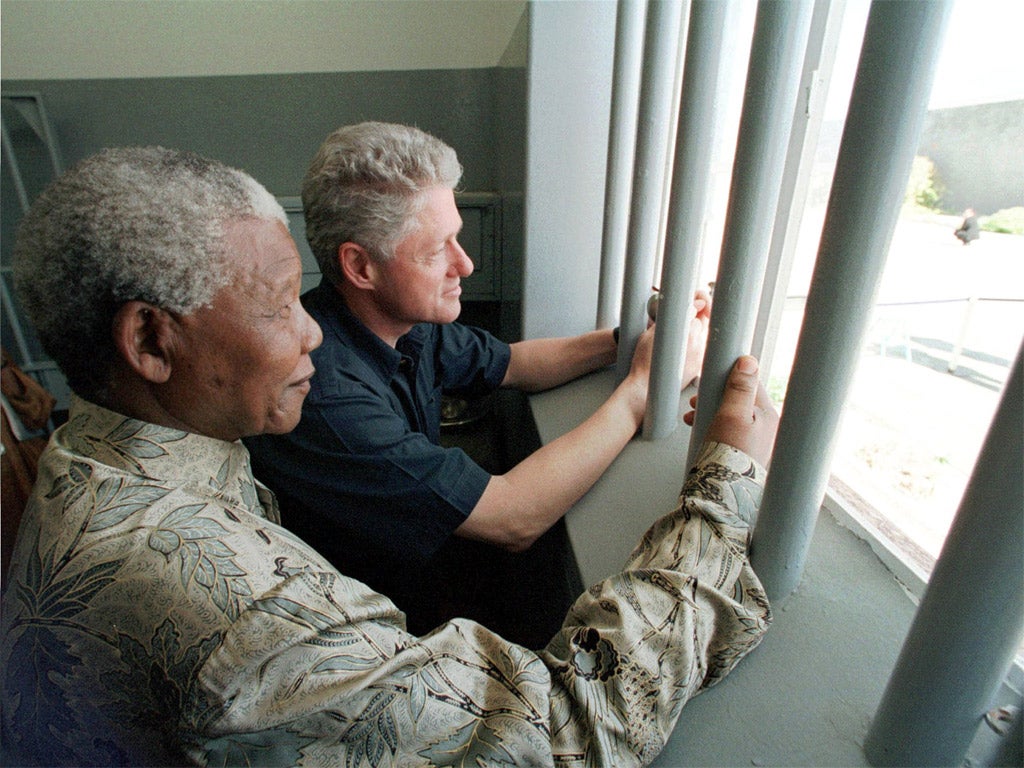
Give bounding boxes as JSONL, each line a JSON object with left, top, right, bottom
{"left": 717, "top": 356, "right": 760, "bottom": 423}
{"left": 705, "top": 355, "right": 778, "bottom": 466}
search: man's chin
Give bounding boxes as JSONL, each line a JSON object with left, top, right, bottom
{"left": 440, "top": 300, "right": 462, "bottom": 324}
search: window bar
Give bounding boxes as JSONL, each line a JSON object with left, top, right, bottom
{"left": 643, "top": 0, "right": 732, "bottom": 440}
{"left": 749, "top": 0, "right": 953, "bottom": 601}
{"left": 865, "top": 342, "right": 1023, "bottom": 767}
{"left": 596, "top": 0, "right": 647, "bottom": 331}
{"left": 685, "top": 0, "right": 814, "bottom": 463}
{"left": 614, "top": 0, "right": 686, "bottom": 381}
{"left": 750, "top": 0, "right": 847, "bottom": 374}
{"left": 2, "top": 95, "right": 64, "bottom": 369}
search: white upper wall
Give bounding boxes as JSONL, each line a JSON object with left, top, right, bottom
{"left": 521, "top": 0, "right": 615, "bottom": 340}
{"left": 1, "top": 0, "right": 528, "bottom": 80}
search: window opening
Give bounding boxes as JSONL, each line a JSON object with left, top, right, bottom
{"left": 764, "top": 0, "right": 1024, "bottom": 584}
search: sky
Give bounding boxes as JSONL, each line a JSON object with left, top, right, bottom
{"left": 929, "top": 0, "right": 1024, "bottom": 109}
{"left": 829, "top": 0, "right": 1024, "bottom": 115}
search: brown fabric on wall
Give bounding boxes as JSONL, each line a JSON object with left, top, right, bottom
{"left": 1, "top": 349, "right": 56, "bottom": 580}
{"left": 1, "top": 349, "right": 55, "bottom": 430}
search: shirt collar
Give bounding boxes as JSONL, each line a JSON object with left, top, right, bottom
{"left": 62, "top": 395, "right": 271, "bottom": 519}
{"left": 309, "top": 280, "right": 430, "bottom": 383}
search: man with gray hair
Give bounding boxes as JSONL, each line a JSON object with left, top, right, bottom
{"left": 2, "top": 144, "right": 775, "bottom": 767}
{"left": 246, "top": 122, "right": 712, "bottom": 641}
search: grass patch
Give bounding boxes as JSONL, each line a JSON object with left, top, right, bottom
{"left": 981, "top": 207, "right": 1024, "bottom": 235}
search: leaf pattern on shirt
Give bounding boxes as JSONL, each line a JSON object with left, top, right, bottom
{"left": 2, "top": 400, "right": 772, "bottom": 766}
{"left": 418, "top": 718, "right": 518, "bottom": 767}
{"left": 88, "top": 477, "right": 173, "bottom": 532}
{"left": 83, "top": 418, "right": 188, "bottom": 475}
{"left": 203, "top": 728, "right": 311, "bottom": 767}
{"left": 147, "top": 504, "right": 253, "bottom": 620}
{"left": 340, "top": 690, "right": 401, "bottom": 768}
{"left": 108, "top": 619, "right": 222, "bottom": 737}
{"left": 43, "top": 458, "right": 92, "bottom": 510}
{"left": 4, "top": 522, "right": 130, "bottom": 765}
{"left": 3, "top": 623, "right": 88, "bottom": 765}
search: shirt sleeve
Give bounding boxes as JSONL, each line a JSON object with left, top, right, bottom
{"left": 194, "top": 441, "right": 772, "bottom": 767}
{"left": 437, "top": 322, "right": 512, "bottom": 395}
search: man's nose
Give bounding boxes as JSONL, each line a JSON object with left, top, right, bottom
{"left": 451, "top": 242, "right": 474, "bottom": 277}
{"left": 302, "top": 309, "right": 324, "bottom": 352}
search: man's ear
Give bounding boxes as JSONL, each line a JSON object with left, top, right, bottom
{"left": 337, "top": 242, "right": 380, "bottom": 290}
{"left": 112, "top": 301, "right": 176, "bottom": 384}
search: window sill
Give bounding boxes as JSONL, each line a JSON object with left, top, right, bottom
{"left": 528, "top": 369, "right": 1022, "bottom": 766}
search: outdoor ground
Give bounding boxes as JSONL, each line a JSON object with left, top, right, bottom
{"left": 770, "top": 211, "right": 1023, "bottom": 565}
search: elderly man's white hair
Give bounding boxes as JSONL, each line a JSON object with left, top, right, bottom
{"left": 13, "top": 146, "right": 287, "bottom": 401}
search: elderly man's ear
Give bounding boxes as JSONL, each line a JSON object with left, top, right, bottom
{"left": 112, "top": 301, "right": 177, "bottom": 384}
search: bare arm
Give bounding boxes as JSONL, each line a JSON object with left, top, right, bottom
{"left": 501, "top": 329, "right": 617, "bottom": 393}
{"left": 456, "top": 325, "right": 655, "bottom": 551}
{"left": 502, "top": 289, "right": 710, "bottom": 394}
{"left": 460, "top": 293, "right": 714, "bottom": 552}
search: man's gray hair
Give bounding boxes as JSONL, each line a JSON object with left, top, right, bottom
{"left": 301, "top": 122, "right": 463, "bottom": 285}
{"left": 13, "top": 146, "right": 287, "bottom": 401}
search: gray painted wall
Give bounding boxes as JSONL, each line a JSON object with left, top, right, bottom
{"left": 919, "top": 99, "right": 1024, "bottom": 215}
{"left": 1, "top": 65, "right": 529, "bottom": 369}
{"left": 2, "top": 69, "right": 506, "bottom": 196}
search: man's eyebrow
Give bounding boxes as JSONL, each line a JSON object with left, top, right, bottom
{"left": 261, "top": 263, "right": 301, "bottom": 298}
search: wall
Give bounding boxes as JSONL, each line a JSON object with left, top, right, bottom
{"left": 2, "top": 70, "right": 504, "bottom": 197}
{"left": 918, "top": 99, "right": 1024, "bottom": 215}
{"left": 520, "top": 0, "right": 616, "bottom": 340}
{"left": 1, "top": 0, "right": 530, "bottom": 381}
{"left": 0, "top": 0, "right": 526, "bottom": 78}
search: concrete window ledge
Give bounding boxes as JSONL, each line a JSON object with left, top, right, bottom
{"left": 529, "top": 369, "right": 1019, "bottom": 767}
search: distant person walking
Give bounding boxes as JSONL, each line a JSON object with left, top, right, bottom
{"left": 954, "top": 207, "right": 980, "bottom": 245}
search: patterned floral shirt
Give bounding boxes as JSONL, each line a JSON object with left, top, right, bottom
{"left": 1, "top": 396, "right": 771, "bottom": 767}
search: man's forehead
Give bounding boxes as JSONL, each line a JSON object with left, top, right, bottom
{"left": 223, "top": 219, "right": 301, "bottom": 278}
{"left": 416, "top": 188, "right": 462, "bottom": 234}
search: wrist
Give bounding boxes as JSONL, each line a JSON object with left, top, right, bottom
{"left": 617, "top": 372, "right": 648, "bottom": 428}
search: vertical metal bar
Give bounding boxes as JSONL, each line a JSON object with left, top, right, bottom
{"left": 2, "top": 110, "right": 36, "bottom": 365}
{"left": 865, "top": 342, "right": 1024, "bottom": 767}
{"left": 597, "top": 0, "right": 647, "bottom": 330}
{"left": 614, "top": 0, "right": 686, "bottom": 380}
{"left": 34, "top": 96, "right": 64, "bottom": 176}
{"left": 750, "top": 0, "right": 954, "bottom": 600}
{"left": 685, "top": 0, "right": 814, "bottom": 463}
{"left": 1, "top": 94, "right": 63, "bottom": 375}
{"left": 5, "top": 94, "right": 65, "bottom": 176}
{"left": 751, "top": 0, "right": 847, "bottom": 373}
{"left": 643, "top": 0, "right": 731, "bottom": 439}
{"left": 1, "top": 114, "right": 33, "bottom": 214}
{"left": 947, "top": 294, "right": 977, "bottom": 373}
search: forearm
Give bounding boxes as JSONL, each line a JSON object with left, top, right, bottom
{"left": 543, "top": 441, "right": 771, "bottom": 765}
{"left": 457, "top": 374, "right": 645, "bottom": 551}
{"left": 503, "top": 329, "right": 617, "bottom": 393}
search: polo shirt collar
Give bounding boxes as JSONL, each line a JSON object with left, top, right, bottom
{"left": 311, "top": 280, "right": 430, "bottom": 383}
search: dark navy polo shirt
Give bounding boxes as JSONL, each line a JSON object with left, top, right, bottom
{"left": 245, "top": 281, "right": 511, "bottom": 599}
